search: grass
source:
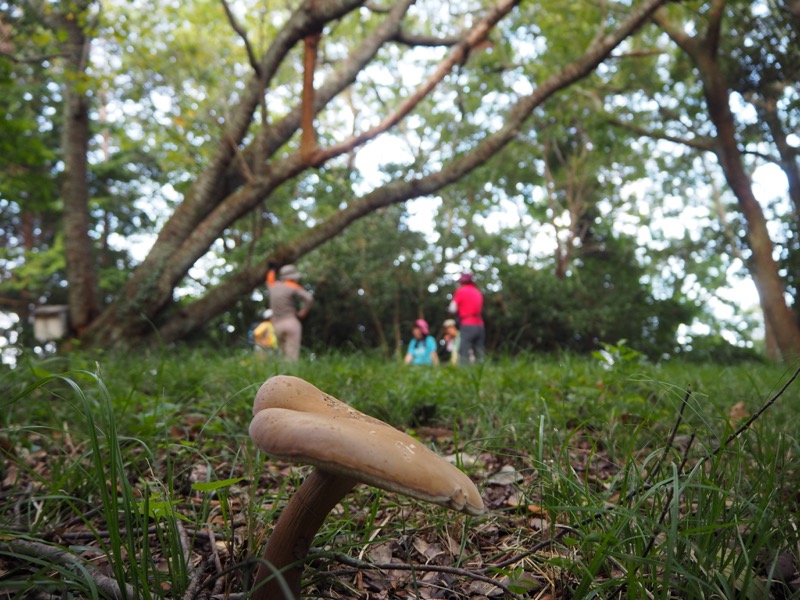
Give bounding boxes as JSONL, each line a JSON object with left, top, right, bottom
{"left": 1, "top": 347, "right": 799, "bottom": 598}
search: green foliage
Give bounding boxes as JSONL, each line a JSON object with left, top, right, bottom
{"left": 489, "top": 234, "right": 697, "bottom": 358}
{"left": 301, "top": 205, "right": 445, "bottom": 355}
{"left": 0, "top": 0, "right": 785, "bottom": 362}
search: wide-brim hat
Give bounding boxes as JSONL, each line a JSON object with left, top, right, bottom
{"left": 414, "top": 319, "right": 430, "bottom": 336}
{"left": 458, "top": 272, "right": 474, "bottom": 284}
{"left": 443, "top": 319, "right": 457, "bottom": 328}
{"left": 279, "top": 264, "right": 302, "bottom": 280}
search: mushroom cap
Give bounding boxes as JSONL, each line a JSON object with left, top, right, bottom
{"left": 250, "top": 375, "right": 485, "bottom": 516}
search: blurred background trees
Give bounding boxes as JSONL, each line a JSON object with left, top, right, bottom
{"left": 1, "top": 0, "right": 796, "bottom": 362}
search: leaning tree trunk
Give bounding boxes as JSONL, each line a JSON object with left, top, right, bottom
{"left": 60, "top": 6, "right": 101, "bottom": 335}
{"left": 80, "top": 0, "right": 369, "bottom": 349}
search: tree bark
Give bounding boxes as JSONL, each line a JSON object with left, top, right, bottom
{"left": 300, "top": 32, "right": 321, "bottom": 162}
{"left": 59, "top": 5, "right": 100, "bottom": 335}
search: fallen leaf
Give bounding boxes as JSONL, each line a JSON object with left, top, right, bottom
{"left": 487, "top": 465, "right": 523, "bottom": 486}
{"left": 729, "top": 401, "right": 749, "bottom": 422}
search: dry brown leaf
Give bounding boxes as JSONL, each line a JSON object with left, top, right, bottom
{"left": 487, "top": 465, "right": 523, "bottom": 486}
{"left": 729, "top": 401, "right": 749, "bottom": 422}
{"left": 366, "top": 541, "right": 394, "bottom": 564}
{"left": 413, "top": 537, "right": 445, "bottom": 561}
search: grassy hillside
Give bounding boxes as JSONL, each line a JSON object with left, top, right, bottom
{"left": 1, "top": 348, "right": 799, "bottom": 598}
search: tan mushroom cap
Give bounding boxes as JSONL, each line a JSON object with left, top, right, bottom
{"left": 250, "top": 375, "right": 485, "bottom": 516}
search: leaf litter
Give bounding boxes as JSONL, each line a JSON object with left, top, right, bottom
{"left": 2, "top": 375, "right": 800, "bottom": 598}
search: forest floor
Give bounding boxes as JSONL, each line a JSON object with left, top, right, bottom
{"left": 1, "top": 348, "right": 799, "bottom": 599}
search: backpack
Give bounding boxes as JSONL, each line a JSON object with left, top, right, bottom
{"left": 253, "top": 320, "right": 277, "bottom": 349}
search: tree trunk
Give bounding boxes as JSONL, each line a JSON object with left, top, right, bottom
{"left": 60, "top": 8, "right": 100, "bottom": 335}
{"left": 759, "top": 91, "right": 800, "bottom": 221}
{"left": 698, "top": 53, "right": 800, "bottom": 361}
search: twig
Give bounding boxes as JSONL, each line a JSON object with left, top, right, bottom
{"left": 177, "top": 519, "right": 192, "bottom": 565}
{"left": 645, "top": 385, "right": 691, "bottom": 485}
{"left": 201, "top": 556, "right": 261, "bottom": 598}
{"left": 0, "top": 539, "right": 136, "bottom": 599}
{"left": 641, "top": 432, "right": 697, "bottom": 559}
{"left": 219, "top": 0, "right": 261, "bottom": 76}
{"left": 713, "top": 365, "right": 800, "bottom": 456}
{"left": 482, "top": 362, "right": 799, "bottom": 579}
{"left": 183, "top": 556, "right": 215, "bottom": 600}
{"left": 608, "top": 433, "right": 697, "bottom": 599}
{"left": 206, "top": 525, "right": 226, "bottom": 596}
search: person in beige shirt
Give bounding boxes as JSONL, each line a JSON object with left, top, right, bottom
{"left": 266, "top": 264, "right": 314, "bottom": 361}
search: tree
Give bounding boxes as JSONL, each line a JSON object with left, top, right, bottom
{"left": 1, "top": 0, "right": 676, "bottom": 350}
{"left": 601, "top": 0, "right": 800, "bottom": 359}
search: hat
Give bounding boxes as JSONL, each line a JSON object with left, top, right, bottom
{"left": 457, "top": 272, "right": 474, "bottom": 284}
{"left": 262, "top": 309, "right": 273, "bottom": 319}
{"left": 443, "top": 319, "right": 457, "bottom": 328}
{"left": 414, "top": 319, "right": 430, "bottom": 336}
{"left": 279, "top": 264, "right": 301, "bottom": 280}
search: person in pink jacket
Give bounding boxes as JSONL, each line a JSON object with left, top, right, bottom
{"left": 449, "top": 272, "right": 484, "bottom": 364}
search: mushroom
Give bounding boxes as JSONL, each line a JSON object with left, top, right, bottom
{"left": 249, "top": 375, "right": 484, "bottom": 599}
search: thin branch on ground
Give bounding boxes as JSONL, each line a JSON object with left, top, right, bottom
{"left": 0, "top": 539, "right": 135, "bottom": 599}
{"left": 645, "top": 385, "right": 691, "bottom": 485}
{"left": 183, "top": 556, "right": 215, "bottom": 600}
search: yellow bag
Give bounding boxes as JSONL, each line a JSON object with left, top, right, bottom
{"left": 253, "top": 320, "right": 277, "bottom": 349}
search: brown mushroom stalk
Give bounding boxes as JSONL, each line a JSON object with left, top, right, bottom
{"left": 249, "top": 375, "right": 484, "bottom": 600}
{"left": 252, "top": 469, "right": 356, "bottom": 599}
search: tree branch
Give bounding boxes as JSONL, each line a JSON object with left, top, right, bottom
{"left": 391, "top": 30, "right": 462, "bottom": 47}
{"left": 220, "top": 0, "right": 261, "bottom": 77}
{"left": 607, "top": 116, "right": 717, "bottom": 153}
{"left": 306, "top": 0, "right": 522, "bottom": 166}
{"left": 253, "top": 0, "right": 416, "bottom": 165}
{"left": 705, "top": 0, "right": 725, "bottom": 56}
{"left": 0, "top": 539, "right": 136, "bottom": 599}
{"left": 651, "top": 8, "right": 697, "bottom": 56}
{"left": 157, "top": 0, "right": 672, "bottom": 342}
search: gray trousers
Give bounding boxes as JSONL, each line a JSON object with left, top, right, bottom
{"left": 459, "top": 325, "right": 485, "bottom": 364}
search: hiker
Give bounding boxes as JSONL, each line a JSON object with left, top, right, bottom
{"left": 438, "top": 318, "right": 460, "bottom": 366}
{"left": 404, "top": 319, "right": 439, "bottom": 366}
{"left": 449, "top": 272, "right": 484, "bottom": 364}
{"left": 266, "top": 264, "right": 314, "bottom": 361}
{"left": 252, "top": 309, "right": 277, "bottom": 353}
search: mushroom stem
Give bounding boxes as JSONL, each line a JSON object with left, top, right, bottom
{"left": 253, "top": 469, "right": 357, "bottom": 600}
